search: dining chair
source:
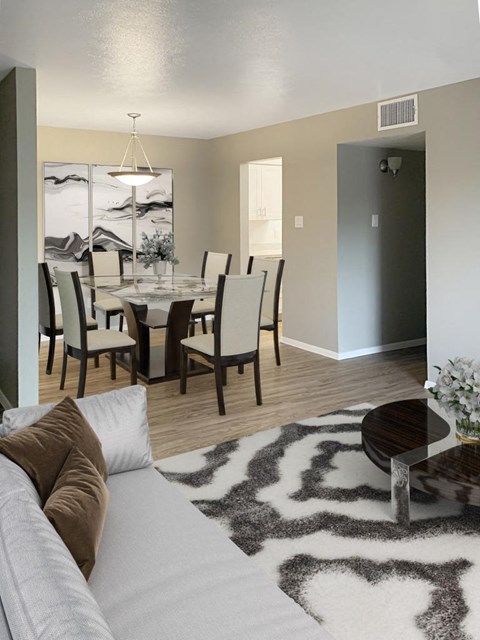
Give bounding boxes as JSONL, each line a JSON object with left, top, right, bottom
{"left": 55, "top": 269, "right": 137, "bottom": 398}
{"left": 88, "top": 250, "right": 125, "bottom": 331}
{"left": 180, "top": 273, "right": 266, "bottom": 415}
{"left": 38, "top": 263, "right": 97, "bottom": 375}
{"left": 247, "top": 256, "right": 285, "bottom": 366}
{"left": 190, "top": 251, "right": 232, "bottom": 335}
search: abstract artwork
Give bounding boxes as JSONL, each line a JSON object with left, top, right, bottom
{"left": 91, "top": 165, "right": 173, "bottom": 260}
{"left": 43, "top": 162, "right": 90, "bottom": 275}
{"left": 43, "top": 162, "right": 174, "bottom": 276}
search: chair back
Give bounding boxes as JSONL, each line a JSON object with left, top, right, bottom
{"left": 201, "top": 251, "right": 232, "bottom": 281}
{"left": 247, "top": 257, "right": 285, "bottom": 324}
{"left": 214, "top": 274, "right": 266, "bottom": 357}
{"left": 88, "top": 250, "right": 123, "bottom": 276}
{"left": 38, "top": 263, "right": 55, "bottom": 330}
{"left": 54, "top": 269, "right": 87, "bottom": 351}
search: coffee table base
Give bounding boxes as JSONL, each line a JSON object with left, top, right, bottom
{"left": 391, "top": 457, "right": 411, "bottom": 527}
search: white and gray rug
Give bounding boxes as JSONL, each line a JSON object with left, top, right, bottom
{"left": 155, "top": 405, "right": 480, "bottom": 640}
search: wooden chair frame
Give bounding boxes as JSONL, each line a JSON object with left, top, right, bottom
{"left": 58, "top": 270, "right": 136, "bottom": 398}
{"left": 88, "top": 250, "right": 125, "bottom": 331}
{"left": 247, "top": 256, "right": 285, "bottom": 366}
{"left": 190, "top": 251, "right": 232, "bottom": 335}
{"left": 181, "top": 273, "right": 265, "bottom": 415}
{"left": 38, "top": 263, "right": 97, "bottom": 375}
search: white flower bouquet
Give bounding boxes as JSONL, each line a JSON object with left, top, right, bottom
{"left": 138, "top": 230, "right": 179, "bottom": 269}
{"left": 430, "top": 357, "right": 480, "bottom": 439}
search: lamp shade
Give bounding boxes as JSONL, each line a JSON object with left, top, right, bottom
{"left": 109, "top": 170, "right": 160, "bottom": 186}
{"left": 387, "top": 156, "right": 402, "bottom": 173}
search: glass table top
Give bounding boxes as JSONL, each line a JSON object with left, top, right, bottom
{"left": 80, "top": 274, "right": 217, "bottom": 305}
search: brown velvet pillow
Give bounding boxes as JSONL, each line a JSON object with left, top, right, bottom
{"left": 0, "top": 396, "right": 108, "bottom": 503}
{"left": 44, "top": 447, "right": 109, "bottom": 580}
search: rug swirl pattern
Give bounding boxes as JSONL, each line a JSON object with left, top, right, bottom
{"left": 156, "top": 405, "right": 480, "bottom": 640}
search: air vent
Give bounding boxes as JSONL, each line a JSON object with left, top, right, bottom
{"left": 377, "top": 94, "right": 418, "bottom": 131}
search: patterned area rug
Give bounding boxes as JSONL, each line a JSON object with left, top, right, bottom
{"left": 155, "top": 405, "right": 480, "bottom": 640}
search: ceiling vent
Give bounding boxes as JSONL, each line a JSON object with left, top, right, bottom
{"left": 377, "top": 94, "right": 418, "bottom": 131}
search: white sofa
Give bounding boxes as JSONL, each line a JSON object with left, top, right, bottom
{"left": 0, "top": 385, "right": 334, "bottom": 640}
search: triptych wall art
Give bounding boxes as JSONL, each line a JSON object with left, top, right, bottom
{"left": 44, "top": 162, "right": 173, "bottom": 275}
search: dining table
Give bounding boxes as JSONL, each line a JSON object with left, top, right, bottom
{"left": 80, "top": 273, "right": 217, "bottom": 384}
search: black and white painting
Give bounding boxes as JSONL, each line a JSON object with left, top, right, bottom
{"left": 43, "top": 162, "right": 90, "bottom": 275}
{"left": 91, "top": 165, "right": 173, "bottom": 262}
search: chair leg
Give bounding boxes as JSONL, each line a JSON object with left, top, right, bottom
{"left": 201, "top": 315, "right": 208, "bottom": 334}
{"left": 110, "top": 352, "right": 116, "bottom": 380}
{"left": 214, "top": 361, "right": 226, "bottom": 415}
{"left": 94, "top": 355, "right": 99, "bottom": 368}
{"left": 46, "top": 334, "right": 55, "bottom": 375}
{"left": 60, "top": 349, "right": 68, "bottom": 390}
{"left": 130, "top": 347, "right": 137, "bottom": 385}
{"left": 189, "top": 320, "right": 195, "bottom": 337}
{"left": 238, "top": 364, "right": 244, "bottom": 375}
{"left": 273, "top": 323, "right": 281, "bottom": 366}
{"left": 253, "top": 354, "right": 262, "bottom": 406}
{"left": 77, "top": 355, "right": 87, "bottom": 398}
{"left": 106, "top": 312, "right": 111, "bottom": 330}
{"left": 180, "top": 346, "right": 189, "bottom": 394}
{"left": 222, "top": 367, "right": 227, "bottom": 386}
{"left": 38, "top": 333, "right": 41, "bottom": 350}
{"left": 119, "top": 315, "right": 124, "bottom": 332}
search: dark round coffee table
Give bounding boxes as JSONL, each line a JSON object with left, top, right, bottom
{"left": 362, "top": 399, "right": 480, "bottom": 526}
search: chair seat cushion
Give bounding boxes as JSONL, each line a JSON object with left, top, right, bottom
{"left": 87, "top": 330, "right": 135, "bottom": 352}
{"left": 94, "top": 298, "right": 124, "bottom": 313}
{"left": 191, "top": 299, "right": 215, "bottom": 315}
{"left": 55, "top": 314, "right": 97, "bottom": 331}
{"left": 181, "top": 334, "right": 215, "bottom": 356}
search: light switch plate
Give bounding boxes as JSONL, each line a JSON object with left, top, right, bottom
{"left": 295, "top": 215, "right": 304, "bottom": 228}
{"left": 372, "top": 214, "right": 379, "bottom": 228}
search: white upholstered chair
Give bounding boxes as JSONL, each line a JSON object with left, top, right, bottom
{"left": 190, "top": 251, "right": 232, "bottom": 334}
{"left": 55, "top": 269, "right": 137, "bottom": 398}
{"left": 180, "top": 273, "right": 266, "bottom": 415}
{"left": 247, "top": 256, "right": 285, "bottom": 366}
{"left": 88, "top": 251, "right": 124, "bottom": 330}
{"left": 38, "top": 263, "right": 97, "bottom": 375}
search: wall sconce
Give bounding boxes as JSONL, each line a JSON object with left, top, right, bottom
{"left": 379, "top": 156, "right": 402, "bottom": 178}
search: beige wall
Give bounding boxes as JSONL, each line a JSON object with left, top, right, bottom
{"left": 37, "top": 127, "right": 213, "bottom": 276}
{"left": 209, "top": 78, "right": 480, "bottom": 377}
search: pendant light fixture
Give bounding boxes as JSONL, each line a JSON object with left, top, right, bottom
{"left": 109, "top": 113, "right": 160, "bottom": 185}
{"left": 109, "top": 113, "right": 161, "bottom": 272}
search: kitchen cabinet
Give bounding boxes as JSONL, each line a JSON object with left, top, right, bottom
{"left": 248, "top": 163, "right": 282, "bottom": 220}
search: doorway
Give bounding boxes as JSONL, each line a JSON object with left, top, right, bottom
{"left": 240, "top": 157, "right": 282, "bottom": 271}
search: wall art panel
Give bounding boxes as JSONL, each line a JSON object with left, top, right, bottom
{"left": 43, "top": 162, "right": 90, "bottom": 275}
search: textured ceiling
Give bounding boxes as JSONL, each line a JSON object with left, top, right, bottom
{"left": 0, "top": 0, "right": 479, "bottom": 139}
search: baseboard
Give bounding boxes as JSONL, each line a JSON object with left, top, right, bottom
{"left": 280, "top": 337, "right": 340, "bottom": 360}
{"left": 280, "top": 336, "right": 426, "bottom": 361}
{"left": 0, "top": 387, "right": 13, "bottom": 410}
{"left": 338, "top": 338, "right": 426, "bottom": 360}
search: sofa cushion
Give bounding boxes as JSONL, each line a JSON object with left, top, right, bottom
{"left": 0, "top": 397, "right": 107, "bottom": 503}
{"left": 44, "top": 447, "right": 109, "bottom": 580}
{"left": 0, "top": 456, "right": 115, "bottom": 640}
{"left": 89, "top": 466, "right": 332, "bottom": 640}
{"left": 0, "top": 597, "right": 13, "bottom": 640}
{"left": 1, "top": 385, "right": 152, "bottom": 475}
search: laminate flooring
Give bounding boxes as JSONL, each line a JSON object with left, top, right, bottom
{"left": 38, "top": 327, "right": 427, "bottom": 460}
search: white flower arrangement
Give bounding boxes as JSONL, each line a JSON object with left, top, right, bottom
{"left": 138, "top": 230, "right": 179, "bottom": 269}
{"left": 430, "top": 357, "right": 480, "bottom": 435}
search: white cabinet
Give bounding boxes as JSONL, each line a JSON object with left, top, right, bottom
{"left": 248, "top": 163, "right": 282, "bottom": 220}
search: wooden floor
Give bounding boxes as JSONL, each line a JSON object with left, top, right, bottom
{"left": 39, "top": 328, "right": 427, "bottom": 460}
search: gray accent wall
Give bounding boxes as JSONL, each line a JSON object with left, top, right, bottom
{"left": 0, "top": 68, "right": 38, "bottom": 407}
{"left": 337, "top": 145, "right": 426, "bottom": 355}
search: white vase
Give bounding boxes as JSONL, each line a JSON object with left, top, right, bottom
{"left": 153, "top": 261, "right": 167, "bottom": 275}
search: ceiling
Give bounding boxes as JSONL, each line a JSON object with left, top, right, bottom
{"left": 0, "top": 0, "right": 479, "bottom": 139}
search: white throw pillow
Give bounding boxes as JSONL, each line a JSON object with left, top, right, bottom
{"left": 1, "top": 385, "right": 153, "bottom": 476}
